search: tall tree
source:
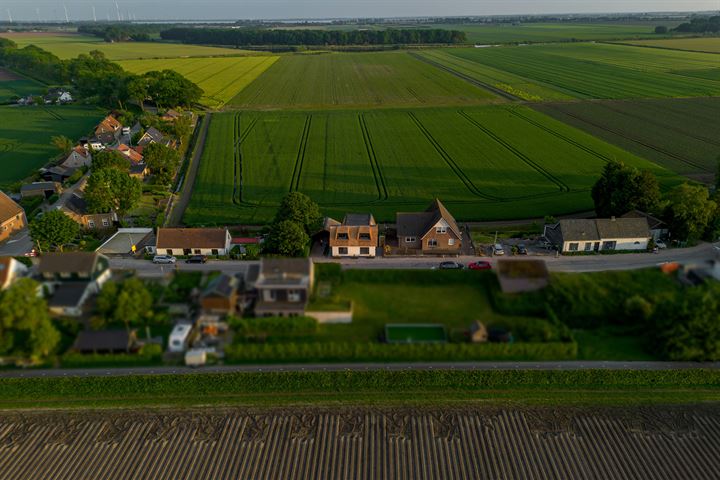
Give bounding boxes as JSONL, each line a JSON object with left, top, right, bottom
{"left": 143, "top": 143, "right": 180, "bottom": 185}
{"left": 91, "top": 150, "right": 129, "bottom": 172}
{"left": 273, "top": 192, "right": 321, "bottom": 235}
{"left": 265, "top": 220, "right": 309, "bottom": 257}
{"left": 591, "top": 160, "right": 660, "bottom": 217}
{"left": 51, "top": 135, "right": 73, "bottom": 156}
{"left": 663, "top": 183, "right": 717, "bottom": 243}
{"left": 29, "top": 210, "right": 80, "bottom": 252}
{"left": 84, "top": 168, "right": 142, "bottom": 216}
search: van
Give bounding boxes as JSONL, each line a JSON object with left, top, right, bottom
{"left": 185, "top": 349, "right": 207, "bottom": 367}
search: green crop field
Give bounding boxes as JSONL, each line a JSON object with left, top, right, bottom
{"left": 184, "top": 105, "right": 680, "bottom": 225}
{"left": 0, "top": 105, "right": 104, "bottom": 186}
{"left": 619, "top": 37, "right": 720, "bottom": 54}
{"left": 229, "top": 51, "right": 499, "bottom": 109}
{"left": 444, "top": 43, "right": 720, "bottom": 99}
{"left": 0, "top": 32, "right": 249, "bottom": 60}
{"left": 119, "top": 56, "right": 279, "bottom": 108}
{"left": 0, "top": 67, "right": 45, "bottom": 103}
{"left": 535, "top": 98, "right": 720, "bottom": 179}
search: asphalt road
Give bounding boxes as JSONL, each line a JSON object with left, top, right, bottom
{"left": 2, "top": 361, "right": 718, "bottom": 378}
{"left": 109, "top": 242, "right": 719, "bottom": 274}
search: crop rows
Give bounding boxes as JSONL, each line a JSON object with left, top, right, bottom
{"left": 1, "top": 406, "right": 720, "bottom": 479}
{"left": 184, "top": 105, "right": 677, "bottom": 225}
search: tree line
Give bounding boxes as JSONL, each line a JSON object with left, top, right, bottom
{"left": 673, "top": 16, "right": 720, "bottom": 33}
{"left": 160, "top": 28, "right": 467, "bottom": 47}
{"left": 0, "top": 38, "right": 202, "bottom": 108}
{"left": 77, "top": 23, "right": 165, "bottom": 42}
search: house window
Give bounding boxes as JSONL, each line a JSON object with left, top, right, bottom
{"left": 288, "top": 290, "right": 301, "bottom": 302}
{"left": 264, "top": 290, "right": 277, "bottom": 302}
{"left": 568, "top": 243, "right": 579, "bottom": 251}
{"left": 448, "top": 238, "right": 455, "bottom": 246}
{"left": 359, "top": 233, "right": 371, "bottom": 240}
{"left": 360, "top": 247, "right": 370, "bottom": 255}
{"left": 405, "top": 237, "right": 416, "bottom": 243}
{"left": 212, "top": 249, "right": 219, "bottom": 256}
{"left": 428, "top": 239, "right": 438, "bottom": 248}
{"left": 436, "top": 226, "right": 447, "bottom": 234}
{"left": 101, "top": 218, "right": 110, "bottom": 227}
{"left": 338, "top": 247, "right": 348, "bottom": 255}
{"left": 87, "top": 220, "right": 96, "bottom": 229}
{"left": 584, "top": 243, "right": 592, "bottom": 251}
{"left": 337, "top": 233, "right": 349, "bottom": 240}
{"left": 166, "top": 249, "right": 173, "bottom": 255}
{"left": 194, "top": 249, "right": 201, "bottom": 254}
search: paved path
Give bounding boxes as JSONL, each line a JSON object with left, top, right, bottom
{"left": 166, "top": 113, "right": 211, "bottom": 226}
{"left": 2, "top": 361, "right": 718, "bottom": 378}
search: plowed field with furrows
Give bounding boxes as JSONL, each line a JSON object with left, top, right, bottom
{"left": 1, "top": 406, "right": 719, "bottom": 480}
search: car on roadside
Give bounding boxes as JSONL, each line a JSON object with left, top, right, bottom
{"left": 493, "top": 244, "right": 505, "bottom": 256}
{"left": 517, "top": 244, "right": 528, "bottom": 255}
{"left": 655, "top": 241, "right": 667, "bottom": 249}
{"left": 438, "top": 261, "right": 464, "bottom": 270}
{"left": 153, "top": 254, "right": 176, "bottom": 264}
{"left": 185, "top": 255, "right": 207, "bottom": 264}
{"left": 468, "top": 261, "right": 492, "bottom": 270}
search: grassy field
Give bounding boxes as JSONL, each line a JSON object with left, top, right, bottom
{"left": 535, "top": 97, "right": 720, "bottom": 178}
{"left": 184, "top": 105, "right": 679, "bottom": 225}
{"left": 229, "top": 51, "right": 498, "bottom": 109}
{"left": 619, "top": 36, "right": 720, "bottom": 54}
{"left": 0, "top": 105, "right": 104, "bottom": 186}
{"left": 444, "top": 43, "right": 720, "bottom": 99}
{"left": 0, "top": 67, "right": 45, "bottom": 103}
{"left": 0, "top": 32, "right": 249, "bottom": 60}
{"left": 119, "top": 56, "right": 279, "bottom": 108}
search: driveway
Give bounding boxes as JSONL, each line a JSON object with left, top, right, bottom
{"left": 0, "top": 228, "right": 33, "bottom": 256}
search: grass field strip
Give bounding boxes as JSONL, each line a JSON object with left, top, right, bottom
{"left": 233, "top": 113, "right": 259, "bottom": 206}
{"left": 289, "top": 115, "right": 313, "bottom": 193}
{"left": 358, "top": 114, "right": 389, "bottom": 202}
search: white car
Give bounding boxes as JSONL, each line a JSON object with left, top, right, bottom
{"left": 493, "top": 244, "right": 505, "bottom": 256}
{"left": 153, "top": 254, "right": 177, "bottom": 264}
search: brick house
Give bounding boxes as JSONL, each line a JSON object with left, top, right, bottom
{"left": 395, "top": 199, "right": 462, "bottom": 255}
{"left": 254, "top": 258, "right": 314, "bottom": 317}
{"left": 0, "top": 191, "right": 27, "bottom": 243}
{"left": 60, "top": 194, "right": 117, "bottom": 230}
{"left": 326, "top": 213, "right": 379, "bottom": 258}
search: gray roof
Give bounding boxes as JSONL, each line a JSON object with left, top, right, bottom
{"left": 139, "top": 127, "right": 164, "bottom": 146}
{"left": 48, "top": 282, "right": 89, "bottom": 308}
{"left": 74, "top": 330, "right": 135, "bottom": 352}
{"left": 558, "top": 219, "right": 600, "bottom": 242}
{"left": 550, "top": 218, "right": 651, "bottom": 243}
{"left": 596, "top": 218, "right": 650, "bottom": 239}
{"left": 621, "top": 210, "right": 666, "bottom": 231}
{"left": 39, "top": 252, "right": 104, "bottom": 275}
{"left": 343, "top": 213, "right": 376, "bottom": 227}
{"left": 202, "top": 274, "right": 238, "bottom": 299}
{"left": 258, "top": 258, "right": 312, "bottom": 287}
{"left": 65, "top": 194, "right": 88, "bottom": 215}
{"left": 396, "top": 199, "right": 460, "bottom": 238}
{"left": 21, "top": 182, "right": 58, "bottom": 192}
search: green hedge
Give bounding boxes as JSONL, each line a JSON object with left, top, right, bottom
{"left": 229, "top": 316, "right": 318, "bottom": 337}
{"left": 0, "top": 369, "right": 718, "bottom": 401}
{"left": 225, "top": 341, "right": 578, "bottom": 363}
{"left": 61, "top": 345, "right": 163, "bottom": 368}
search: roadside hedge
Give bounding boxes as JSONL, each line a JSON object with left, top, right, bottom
{"left": 0, "top": 369, "right": 718, "bottom": 402}
{"left": 61, "top": 344, "right": 163, "bottom": 368}
{"left": 229, "top": 316, "right": 318, "bottom": 338}
{"left": 224, "top": 341, "right": 578, "bottom": 363}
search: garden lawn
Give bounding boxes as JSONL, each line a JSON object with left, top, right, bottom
{"left": 119, "top": 56, "right": 279, "bottom": 108}
{"left": 0, "top": 105, "right": 104, "bottom": 187}
{"left": 229, "top": 51, "right": 498, "bottom": 109}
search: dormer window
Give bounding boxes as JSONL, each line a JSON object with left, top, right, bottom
{"left": 337, "top": 233, "right": 349, "bottom": 240}
{"left": 359, "top": 233, "right": 371, "bottom": 240}
{"left": 436, "top": 226, "right": 447, "bottom": 234}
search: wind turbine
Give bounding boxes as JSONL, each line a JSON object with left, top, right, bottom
{"left": 35, "top": 8, "right": 41, "bottom": 23}
{"left": 115, "top": 1, "right": 121, "bottom": 21}
{"left": 92, "top": 5, "right": 97, "bottom": 22}
{"left": 6, "top": 9, "right": 12, "bottom": 23}
{"left": 63, "top": 4, "right": 70, "bottom": 23}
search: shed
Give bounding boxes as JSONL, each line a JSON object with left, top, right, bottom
{"left": 73, "top": 330, "right": 138, "bottom": 354}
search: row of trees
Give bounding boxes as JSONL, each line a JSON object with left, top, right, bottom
{"left": 0, "top": 40, "right": 202, "bottom": 108}
{"left": 591, "top": 159, "right": 720, "bottom": 243}
{"left": 160, "top": 28, "right": 467, "bottom": 47}
{"left": 78, "top": 24, "right": 162, "bottom": 42}
{"left": 673, "top": 16, "right": 720, "bottom": 34}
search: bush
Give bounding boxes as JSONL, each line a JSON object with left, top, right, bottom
{"left": 60, "top": 345, "right": 163, "bottom": 368}
{"left": 229, "top": 316, "right": 318, "bottom": 339}
{"left": 225, "top": 341, "right": 578, "bottom": 363}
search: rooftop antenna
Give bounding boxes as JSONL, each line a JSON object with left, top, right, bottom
{"left": 63, "top": 4, "right": 70, "bottom": 23}
{"left": 92, "top": 5, "right": 97, "bottom": 22}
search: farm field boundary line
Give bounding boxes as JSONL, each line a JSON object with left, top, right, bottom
{"left": 233, "top": 113, "right": 259, "bottom": 206}
{"left": 538, "top": 103, "right": 712, "bottom": 173}
{"left": 605, "top": 40, "right": 720, "bottom": 56}
{"left": 408, "top": 51, "right": 518, "bottom": 101}
{"left": 358, "top": 114, "right": 388, "bottom": 202}
{"left": 458, "top": 110, "right": 570, "bottom": 193}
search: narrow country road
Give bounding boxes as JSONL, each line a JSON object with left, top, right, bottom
{"left": 166, "top": 113, "right": 211, "bottom": 226}
{"left": 2, "top": 361, "right": 718, "bottom": 379}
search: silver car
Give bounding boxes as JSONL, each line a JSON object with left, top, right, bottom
{"left": 153, "top": 255, "right": 177, "bottom": 264}
{"left": 493, "top": 244, "right": 505, "bottom": 256}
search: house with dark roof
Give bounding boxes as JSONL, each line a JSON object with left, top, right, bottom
{"left": 395, "top": 199, "right": 462, "bottom": 255}
{"left": 544, "top": 217, "right": 651, "bottom": 253}
{"left": 73, "top": 330, "right": 139, "bottom": 354}
{"left": 20, "top": 182, "right": 61, "bottom": 199}
{"left": 60, "top": 194, "right": 117, "bottom": 230}
{"left": 41, "top": 165, "right": 77, "bottom": 183}
{"left": 621, "top": 210, "right": 669, "bottom": 242}
{"left": 254, "top": 258, "right": 314, "bottom": 317}
{"left": 155, "top": 228, "right": 231, "bottom": 256}
{"left": 326, "top": 213, "right": 378, "bottom": 258}
{"left": 200, "top": 274, "right": 240, "bottom": 315}
{"left": 38, "top": 252, "right": 112, "bottom": 317}
{"left": 137, "top": 127, "right": 165, "bottom": 147}
{"left": 0, "top": 191, "right": 26, "bottom": 243}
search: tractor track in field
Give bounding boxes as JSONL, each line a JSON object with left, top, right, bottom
{"left": 358, "top": 113, "right": 389, "bottom": 202}
{"left": 289, "top": 115, "right": 312, "bottom": 193}
{"left": 232, "top": 113, "right": 258, "bottom": 206}
{"left": 43, "top": 107, "right": 64, "bottom": 121}
{"left": 537, "top": 104, "right": 712, "bottom": 173}
{"left": 408, "top": 52, "right": 520, "bottom": 101}
{"left": 458, "top": 110, "right": 571, "bottom": 194}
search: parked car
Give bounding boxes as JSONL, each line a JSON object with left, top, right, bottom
{"left": 655, "top": 241, "right": 667, "bottom": 249}
{"left": 493, "top": 244, "right": 505, "bottom": 256}
{"left": 185, "top": 255, "right": 207, "bottom": 264}
{"left": 468, "top": 261, "right": 492, "bottom": 270}
{"left": 153, "top": 254, "right": 176, "bottom": 264}
{"left": 517, "top": 244, "right": 528, "bottom": 255}
{"left": 439, "top": 261, "right": 464, "bottom": 270}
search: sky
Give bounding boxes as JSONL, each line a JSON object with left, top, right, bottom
{"left": 1, "top": 0, "right": 718, "bottom": 22}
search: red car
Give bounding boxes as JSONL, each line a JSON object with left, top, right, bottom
{"left": 468, "top": 261, "right": 492, "bottom": 270}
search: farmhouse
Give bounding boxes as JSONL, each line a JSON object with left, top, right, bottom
{"left": 326, "top": 214, "right": 379, "bottom": 258}
{"left": 544, "top": 217, "right": 651, "bottom": 253}
{"left": 254, "top": 258, "right": 314, "bottom": 317}
{"left": 0, "top": 191, "right": 27, "bottom": 243}
{"left": 39, "top": 252, "right": 111, "bottom": 317}
{"left": 395, "top": 199, "right": 462, "bottom": 255}
{"left": 155, "top": 228, "right": 231, "bottom": 256}
{"left": 60, "top": 194, "right": 117, "bottom": 230}
{"left": 20, "top": 181, "right": 61, "bottom": 199}
{"left": 61, "top": 146, "right": 92, "bottom": 169}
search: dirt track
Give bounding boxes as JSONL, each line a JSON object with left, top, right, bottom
{"left": 1, "top": 405, "right": 718, "bottom": 479}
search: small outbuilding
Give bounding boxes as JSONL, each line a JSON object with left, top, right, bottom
{"left": 73, "top": 330, "right": 139, "bottom": 354}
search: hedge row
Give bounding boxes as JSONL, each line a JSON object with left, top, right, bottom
{"left": 61, "top": 345, "right": 163, "bottom": 368}
{"left": 1, "top": 369, "right": 718, "bottom": 401}
{"left": 224, "top": 342, "right": 578, "bottom": 363}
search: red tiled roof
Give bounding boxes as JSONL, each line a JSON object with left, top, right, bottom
{"left": 157, "top": 228, "right": 228, "bottom": 249}
{"left": 232, "top": 237, "right": 260, "bottom": 244}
